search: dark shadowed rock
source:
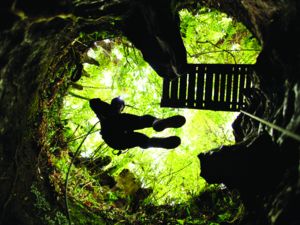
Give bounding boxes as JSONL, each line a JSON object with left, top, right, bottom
{"left": 199, "top": 133, "right": 284, "bottom": 197}
{"left": 120, "top": 0, "right": 187, "bottom": 79}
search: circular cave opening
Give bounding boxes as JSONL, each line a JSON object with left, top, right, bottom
{"left": 45, "top": 7, "right": 261, "bottom": 225}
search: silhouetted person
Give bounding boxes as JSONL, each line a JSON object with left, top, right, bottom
{"left": 89, "top": 97, "right": 186, "bottom": 150}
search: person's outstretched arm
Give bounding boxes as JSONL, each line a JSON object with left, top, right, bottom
{"left": 89, "top": 98, "right": 113, "bottom": 120}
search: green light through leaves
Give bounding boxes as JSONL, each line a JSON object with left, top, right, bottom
{"left": 60, "top": 8, "right": 261, "bottom": 206}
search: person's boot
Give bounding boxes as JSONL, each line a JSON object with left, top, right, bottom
{"left": 148, "top": 136, "right": 181, "bottom": 149}
{"left": 153, "top": 115, "right": 186, "bottom": 132}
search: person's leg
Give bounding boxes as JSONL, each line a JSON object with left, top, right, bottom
{"left": 124, "top": 132, "right": 151, "bottom": 149}
{"left": 103, "top": 132, "right": 181, "bottom": 150}
{"left": 117, "top": 113, "right": 186, "bottom": 132}
{"left": 148, "top": 136, "right": 181, "bottom": 149}
{"left": 131, "top": 133, "right": 181, "bottom": 149}
{"left": 153, "top": 115, "right": 186, "bottom": 132}
{"left": 118, "top": 113, "right": 157, "bottom": 130}
{"left": 103, "top": 132, "right": 150, "bottom": 150}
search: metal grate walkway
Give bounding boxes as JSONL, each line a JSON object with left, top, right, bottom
{"left": 160, "top": 64, "right": 254, "bottom": 111}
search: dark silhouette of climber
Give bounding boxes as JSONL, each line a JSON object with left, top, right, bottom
{"left": 89, "top": 97, "right": 186, "bottom": 150}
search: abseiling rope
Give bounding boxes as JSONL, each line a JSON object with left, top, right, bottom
{"left": 240, "top": 110, "right": 300, "bottom": 142}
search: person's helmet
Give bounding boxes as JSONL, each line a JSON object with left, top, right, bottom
{"left": 111, "top": 96, "right": 125, "bottom": 113}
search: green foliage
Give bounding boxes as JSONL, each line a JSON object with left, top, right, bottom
{"left": 179, "top": 8, "right": 261, "bottom": 64}
{"left": 31, "top": 183, "right": 68, "bottom": 225}
{"left": 31, "top": 183, "right": 51, "bottom": 212}
{"left": 61, "top": 35, "right": 242, "bottom": 205}
{"left": 47, "top": 7, "right": 261, "bottom": 224}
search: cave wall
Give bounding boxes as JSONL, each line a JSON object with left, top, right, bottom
{"left": 0, "top": 14, "right": 74, "bottom": 225}
{"left": 198, "top": 1, "right": 300, "bottom": 225}
{"left": 0, "top": 0, "right": 299, "bottom": 224}
{"left": 0, "top": 1, "right": 99, "bottom": 224}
